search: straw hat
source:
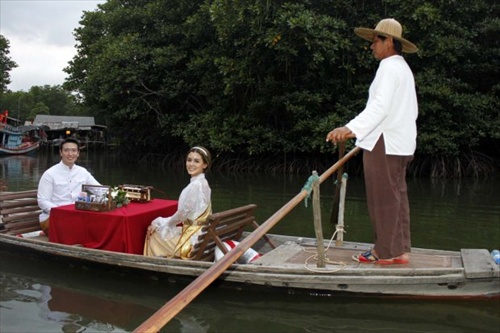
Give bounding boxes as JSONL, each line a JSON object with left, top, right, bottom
{"left": 354, "top": 18, "right": 418, "bottom": 53}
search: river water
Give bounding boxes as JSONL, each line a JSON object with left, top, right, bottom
{"left": 1, "top": 150, "right": 499, "bottom": 333}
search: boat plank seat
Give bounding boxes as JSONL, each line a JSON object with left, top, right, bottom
{"left": 190, "top": 204, "right": 276, "bottom": 261}
{"left": 461, "top": 249, "right": 500, "bottom": 278}
{"left": 0, "top": 190, "right": 42, "bottom": 235}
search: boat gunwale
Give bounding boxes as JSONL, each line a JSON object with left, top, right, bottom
{"left": 0, "top": 232, "right": 485, "bottom": 277}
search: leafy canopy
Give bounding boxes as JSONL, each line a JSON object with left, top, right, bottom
{"left": 62, "top": 0, "right": 499, "bottom": 176}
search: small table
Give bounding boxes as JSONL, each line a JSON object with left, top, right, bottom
{"left": 49, "top": 199, "right": 177, "bottom": 254}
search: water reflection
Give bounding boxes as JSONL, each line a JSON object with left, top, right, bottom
{"left": 0, "top": 254, "right": 211, "bottom": 333}
{"left": 0, "top": 281, "right": 126, "bottom": 333}
{"left": 0, "top": 155, "right": 40, "bottom": 191}
{"left": 1, "top": 251, "right": 499, "bottom": 333}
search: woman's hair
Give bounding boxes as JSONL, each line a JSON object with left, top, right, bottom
{"left": 187, "top": 146, "right": 212, "bottom": 169}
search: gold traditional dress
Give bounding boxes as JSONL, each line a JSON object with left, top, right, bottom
{"left": 143, "top": 173, "right": 211, "bottom": 259}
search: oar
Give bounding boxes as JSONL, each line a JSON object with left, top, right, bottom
{"left": 133, "top": 146, "right": 361, "bottom": 333}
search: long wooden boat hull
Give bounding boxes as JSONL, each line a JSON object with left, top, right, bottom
{"left": 1, "top": 232, "right": 498, "bottom": 299}
{"left": 0, "top": 141, "right": 39, "bottom": 155}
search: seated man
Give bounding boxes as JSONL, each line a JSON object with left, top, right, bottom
{"left": 37, "top": 138, "right": 100, "bottom": 235}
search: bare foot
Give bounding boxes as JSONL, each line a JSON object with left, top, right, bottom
{"left": 396, "top": 253, "right": 410, "bottom": 261}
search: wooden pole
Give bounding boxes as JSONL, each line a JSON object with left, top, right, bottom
{"left": 133, "top": 146, "right": 360, "bottom": 333}
{"left": 335, "top": 173, "right": 348, "bottom": 246}
{"left": 329, "top": 142, "right": 346, "bottom": 225}
{"left": 312, "top": 171, "right": 325, "bottom": 268}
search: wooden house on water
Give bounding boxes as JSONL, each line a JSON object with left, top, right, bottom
{"left": 32, "top": 115, "right": 108, "bottom": 149}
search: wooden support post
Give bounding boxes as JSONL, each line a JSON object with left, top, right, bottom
{"left": 312, "top": 171, "right": 325, "bottom": 268}
{"left": 329, "top": 142, "right": 346, "bottom": 225}
{"left": 336, "top": 173, "right": 348, "bottom": 246}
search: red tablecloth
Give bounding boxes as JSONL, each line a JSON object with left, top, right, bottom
{"left": 49, "top": 199, "right": 177, "bottom": 254}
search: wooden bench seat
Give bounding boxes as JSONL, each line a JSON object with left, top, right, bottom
{"left": 190, "top": 204, "right": 276, "bottom": 261}
{"left": 0, "top": 190, "right": 42, "bottom": 235}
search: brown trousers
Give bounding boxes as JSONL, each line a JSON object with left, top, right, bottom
{"left": 363, "top": 136, "right": 413, "bottom": 259}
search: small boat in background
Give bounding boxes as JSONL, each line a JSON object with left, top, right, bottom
{"left": 0, "top": 123, "right": 45, "bottom": 156}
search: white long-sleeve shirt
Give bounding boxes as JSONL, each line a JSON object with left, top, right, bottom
{"left": 152, "top": 173, "right": 211, "bottom": 239}
{"left": 37, "top": 161, "right": 100, "bottom": 222}
{"left": 346, "top": 55, "right": 418, "bottom": 155}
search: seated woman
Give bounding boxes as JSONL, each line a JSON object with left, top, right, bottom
{"left": 144, "top": 146, "right": 212, "bottom": 259}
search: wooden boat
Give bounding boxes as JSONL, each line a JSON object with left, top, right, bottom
{"left": 1, "top": 190, "right": 499, "bottom": 300}
{"left": 0, "top": 123, "right": 43, "bottom": 155}
{"left": 1, "top": 231, "right": 499, "bottom": 299}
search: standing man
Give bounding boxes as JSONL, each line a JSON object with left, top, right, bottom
{"left": 37, "top": 138, "right": 100, "bottom": 235}
{"left": 326, "top": 18, "right": 418, "bottom": 265}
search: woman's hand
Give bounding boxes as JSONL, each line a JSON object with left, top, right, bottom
{"left": 147, "top": 224, "right": 156, "bottom": 236}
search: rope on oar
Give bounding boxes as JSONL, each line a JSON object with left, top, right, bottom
{"left": 301, "top": 172, "right": 320, "bottom": 208}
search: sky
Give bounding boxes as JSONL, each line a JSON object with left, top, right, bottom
{"left": 1, "top": 0, "right": 106, "bottom": 92}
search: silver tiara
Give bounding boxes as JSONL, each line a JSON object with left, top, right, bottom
{"left": 191, "top": 146, "right": 209, "bottom": 158}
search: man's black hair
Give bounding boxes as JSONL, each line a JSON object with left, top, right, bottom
{"left": 59, "top": 138, "right": 80, "bottom": 151}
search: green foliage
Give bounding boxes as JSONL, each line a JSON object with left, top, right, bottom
{"left": 405, "top": 0, "right": 500, "bottom": 175}
{"left": 0, "top": 34, "right": 18, "bottom": 93}
{"left": 62, "top": 0, "right": 499, "bottom": 176}
{"left": 110, "top": 187, "right": 129, "bottom": 208}
{"left": 1, "top": 86, "right": 84, "bottom": 122}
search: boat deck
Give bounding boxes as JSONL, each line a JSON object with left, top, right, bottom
{"left": 252, "top": 238, "right": 499, "bottom": 279}
{"left": 283, "top": 244, "right": 459, "bottom": 269}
